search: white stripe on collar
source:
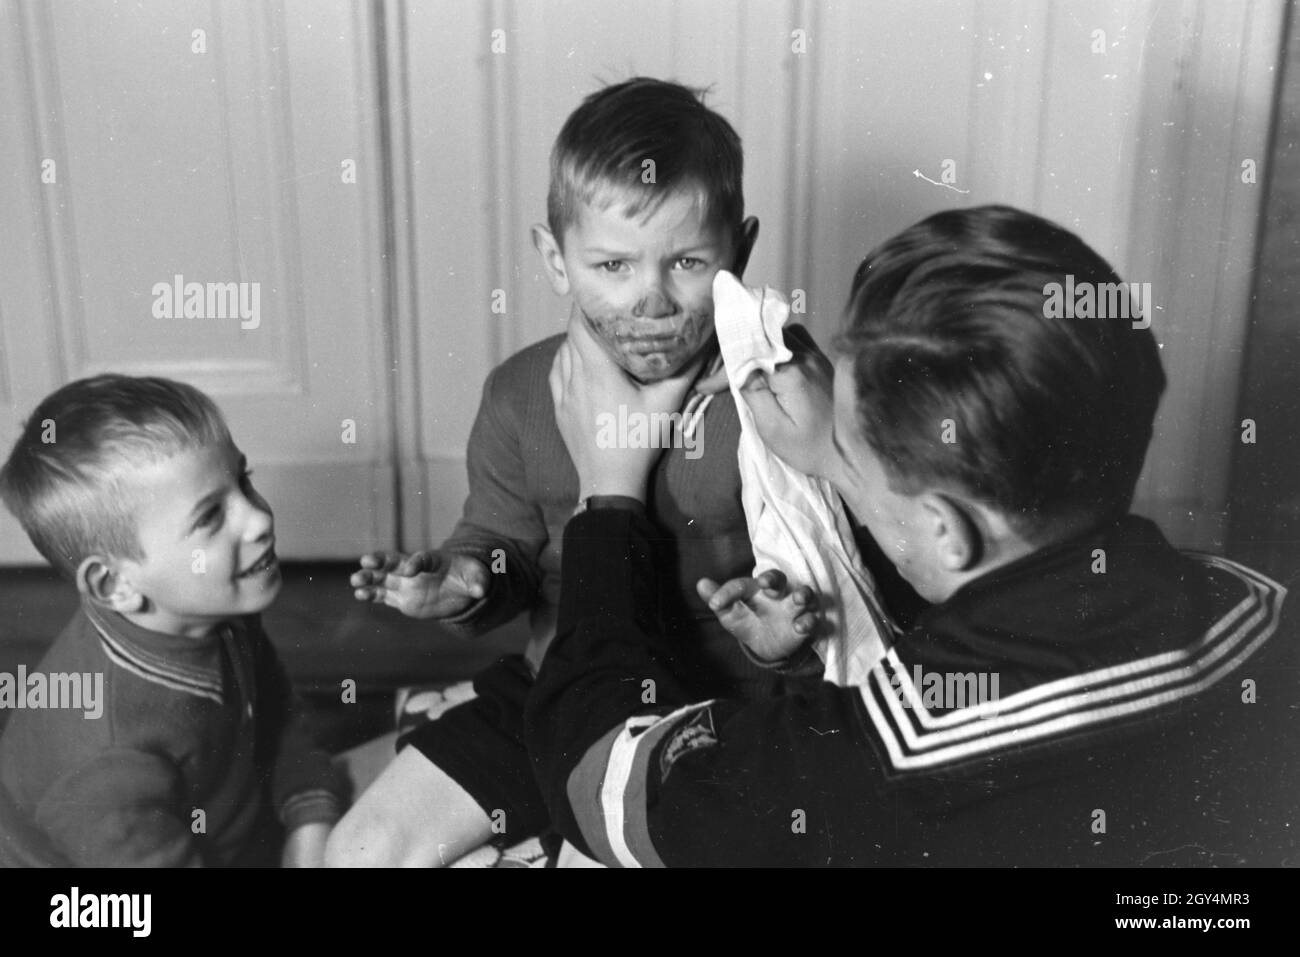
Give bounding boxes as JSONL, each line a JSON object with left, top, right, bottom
{"left": 858, "top": 555, "right": 1285, "bottom": 773}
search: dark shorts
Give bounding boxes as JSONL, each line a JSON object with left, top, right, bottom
{"left": 396, "top": 640, "right": 799, "bottom": 847}
{"left": 397, "top": 655, "right": 546, "bottom": 844}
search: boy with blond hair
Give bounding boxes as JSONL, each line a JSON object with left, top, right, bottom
{"left": 0, "top": 374, "right": 343, "bottom": 866}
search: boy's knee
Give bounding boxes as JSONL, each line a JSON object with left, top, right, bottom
{"left": 325, "top": 798, "right": 462, "bottom": 868}
{"left": 324, "top": 744, "right": 495, "bottom": 867}
{"left": 325, "top": 807, "right": 408, "bottom": 867}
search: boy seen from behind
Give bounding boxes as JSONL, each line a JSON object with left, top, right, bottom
{"left": 532, "top": 205, "right": 1294, "bottom": 866}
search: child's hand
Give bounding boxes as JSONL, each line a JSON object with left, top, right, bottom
{"left": 351, "top": 549, "right": 488, "bottom": 619}
{"left": 697, "top": 569, "right": 820, "bottom": 664}
{"left": 281, "top": 821, "right": 331, "bottom": 868}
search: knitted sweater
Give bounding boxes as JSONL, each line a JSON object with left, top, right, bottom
{"left": 439, "top": 332, "right": 767, "bottom": 695}
{"left": 0, "top": 600, "right": 342, "bottom": 866}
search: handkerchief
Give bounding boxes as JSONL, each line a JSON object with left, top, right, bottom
{"left": 712, "top": 270, "right": 892, "bottom": 685}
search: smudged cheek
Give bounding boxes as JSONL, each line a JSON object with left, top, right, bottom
{"left": 579, "top": 302, "right": 714, "bottom": 369}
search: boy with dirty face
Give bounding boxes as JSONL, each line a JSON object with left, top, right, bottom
{"left": 327, "top": 78, "right": 769, "bottom": 866}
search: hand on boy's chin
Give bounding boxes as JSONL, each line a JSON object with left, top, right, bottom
{"left": 618, "top": 347, "right": 700, "bottom": 384}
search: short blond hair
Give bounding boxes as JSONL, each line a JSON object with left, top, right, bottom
{"left": 0, "top": 374, "right": 232, "bottom": 577}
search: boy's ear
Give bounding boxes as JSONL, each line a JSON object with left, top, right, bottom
{"left": 75, "top": 555, "right": 145, "bottom": 614}
{"left": 732, "top": 216, "right": 760, "bottom": 279}
{"left": 531, "top": 223, "right": 570, "bottom": 295}
{"left": 920, "top": 493, "right": 983, "bottom": 574}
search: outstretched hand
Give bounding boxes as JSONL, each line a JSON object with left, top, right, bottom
{"left": 350, "top": 549, "right": 489, "bottom": 620}
{"left": 697, "top": 569, "right": 821, "bottom": 664}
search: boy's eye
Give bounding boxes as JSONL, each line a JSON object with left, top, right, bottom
{"left": 675, "top": 257, "right": 705, "bottom": 270}
{"left": 195, "top": 469, "right": 254, "bottom": 532}
{"left": 596, "top": 260, "right": 626, "bottom": 273}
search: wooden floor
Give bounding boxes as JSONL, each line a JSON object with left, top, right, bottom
{"left": 0, "top": 562, "right": 529, "bottom": 752}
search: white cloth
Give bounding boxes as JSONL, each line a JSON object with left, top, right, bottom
{"left": 712, "top": 271, "right": 892, "bottom": 686}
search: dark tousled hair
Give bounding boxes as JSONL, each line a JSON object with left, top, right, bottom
{"left": 835, "top": 204, "right": 1166, "bottom": 541}
{"left": 546, "top": 76, "right": 744, "bottom": 247}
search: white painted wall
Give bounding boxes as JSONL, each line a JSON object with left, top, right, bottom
{"left": 0, "top": 0, "right": 394, "bottom": 562}
{"left": 394, "top": 0, "right": 1285, "bottom": 552}
{"left": 0, "top": 0, "right": 1285, "bottom": 564}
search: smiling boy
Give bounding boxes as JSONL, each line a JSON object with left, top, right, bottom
{"left": 0, "top": 375, "right": 342, "bottom": 866}
{"left": 325, "top": 78, "right": 781, "bottom": 866}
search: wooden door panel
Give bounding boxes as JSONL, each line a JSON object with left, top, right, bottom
{"left": 0, "top": 0, "right": 394, "bottom": 563}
